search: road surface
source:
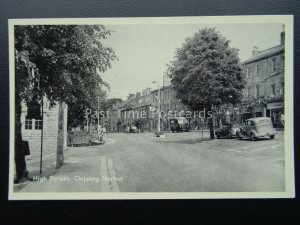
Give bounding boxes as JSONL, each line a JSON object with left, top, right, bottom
{"left": 17, "top": 131, "right": 285, "bottom": 192}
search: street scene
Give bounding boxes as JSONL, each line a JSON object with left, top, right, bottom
{"left": 10, "top": 17, "right": 292, "bottom": 197}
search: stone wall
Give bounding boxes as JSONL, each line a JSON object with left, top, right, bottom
{"left": 21, "top": 100, "right": 67, "bottom": 159}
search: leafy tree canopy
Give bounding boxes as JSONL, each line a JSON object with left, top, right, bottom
{"left": 167, "top": 27, "right": 246, "bottom": 111}
{"left": 15, "top": 25, "right": 117, "bottom": 128}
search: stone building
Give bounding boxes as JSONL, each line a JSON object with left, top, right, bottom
{"left": 241, "top": 25, "right": 285, "bottom": 127}
{"left": 153, "top": 86, "right": 189, "bottom": 131}
{"left": 115, "top": 91, "right": 154, "bottom": 132}
{"left": 21, "top": 99, "right": 68, "bottom": 159}
{"left": 107, "top": 85, "right": 190, "bottom": 132}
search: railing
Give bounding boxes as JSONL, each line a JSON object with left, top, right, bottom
{"left": 67, "top": 130, "right": 99, "bottom": 146}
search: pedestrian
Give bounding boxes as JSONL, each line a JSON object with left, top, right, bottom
{"left": 14, "top": 117, "right": 31, "bottom": 183}
{"left": 208, "top": 118, "right": 215, "bottom": 139}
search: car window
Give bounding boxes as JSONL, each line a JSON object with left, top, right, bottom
{"left": 256, "top": 119, "right": 271, "bottom": 126}
{"left": 178, "top": 119, "right": 187, "bottom": 124}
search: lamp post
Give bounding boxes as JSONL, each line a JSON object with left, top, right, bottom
{"left": 98, "top": 96, "right": 100, "bottom": 133}
{"left": 152, "top": 81, "right": 162, "bottom": 136}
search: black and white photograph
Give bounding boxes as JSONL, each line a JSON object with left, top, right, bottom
{"left": 9, "top": 16, "right": 294, "bottom": 199}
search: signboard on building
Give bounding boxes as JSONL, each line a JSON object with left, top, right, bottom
{"left": 267, "top": 102, "right": 284, "bottom": 110}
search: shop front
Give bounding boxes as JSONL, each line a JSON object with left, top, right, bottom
{"left": 267, "top": 101, "right": 284, "bottom": 128}
{"left": 252, "top": 103, "right": 266, "bottom": 118}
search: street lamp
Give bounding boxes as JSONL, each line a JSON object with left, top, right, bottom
{"left": 152, "top": 81, "right": 162, "bottom": 137}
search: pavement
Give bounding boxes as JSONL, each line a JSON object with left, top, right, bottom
{"left": 15, "top": 130, "right": 285, "bottom": 193}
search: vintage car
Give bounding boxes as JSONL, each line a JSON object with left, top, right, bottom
{"left": 215, "top": 123, "right": 240, "bottom": 139}
{"left": 126, "top": 126, "right": 138, "bottom": 133}
{"left": 236, "top": 117, "right": 275, "bottom": 141}
{"left": 170, "top": 117, "right": 189, "bottom": 133}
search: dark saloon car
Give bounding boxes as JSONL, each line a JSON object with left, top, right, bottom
{"left": 170, "top": 117, "right": 189, "bottom": 133}
{"left": 215, "top": 123, "right": 240, "bottom": 139}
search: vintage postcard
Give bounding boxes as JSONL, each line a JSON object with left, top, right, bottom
{"left": 9, "top": 15, "right": 294, "bottom": 199}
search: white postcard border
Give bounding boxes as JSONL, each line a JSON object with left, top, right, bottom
{"left": 8, "top": 15, "right": 295, "bottom": 200}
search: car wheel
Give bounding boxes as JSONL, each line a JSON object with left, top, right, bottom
{"left": 236, "top": 132, "right": 242, "bottom": 140}
{"left": 250, "top": 133, "right": 257, "bottom": 141}
{"left": 270, "top": 135, "right": 275, "bottom": 139}
{"left": 227, "top": 132, "right": 232, "bottom": 139}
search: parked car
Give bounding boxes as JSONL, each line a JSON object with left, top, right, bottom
{"left": 127, "top": 126, "right": 138, "bottom": 133}
{"left": 170, "top": 117, "right": 189, "bottom": 133}
{"left": 215, "top": 123, "right": 240, "bottom": 139}
{"left": 236, "top": 117, "right": 275, "bottom": 141}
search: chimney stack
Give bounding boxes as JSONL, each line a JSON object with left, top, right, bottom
{"left": 280, "top": 24, "right": 285, "bottom": 45}
{"left": 127, "top": 93, "right": 135, "bottom": 100}
{"left": 135, "top": 92, "right": 141, "bottom": 98}
{"left": 252, "top": 46, "right": 259, "bottom": 56}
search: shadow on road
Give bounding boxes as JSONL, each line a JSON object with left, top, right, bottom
{"left": 236, "top": 137, "right": 272, "bottom": 141}
{"left": 153, "top": 137, "right": 213, "bottom": 144}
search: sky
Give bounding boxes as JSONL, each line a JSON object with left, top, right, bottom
{"left": 101, "top": 23, "right": 283, "bottom": 100}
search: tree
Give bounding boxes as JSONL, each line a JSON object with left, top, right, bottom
{"left": 67, "top": 84, "right": 108, "bottom": 130}
{"left": 102, "top": 98, "right": 123, "bottom": 110}
{"left": 14, "top": 25, "right": 116, "bottom": 181}
{"left": 167, "top": 28, "right": 245, "bottom": 111}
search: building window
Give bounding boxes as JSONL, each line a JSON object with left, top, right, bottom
{"left": 247, "top": 87, "right": 251, "bottom": 97}
{"left": 26, "top": 101, "right": 43, "bottom": 130}
{"left": 280, "top": 82, "right": 284, "bottom": 95}
{"left": 256, "top": 85, "right": 260, "bottom": 99}
{"left": 35, "top": 118, "right": 43, "bottom": 130}
{"left": 271, "top": 58, "right": 277, "bottom": 72}
{"left": 25, "top": 117, "right": 33, "bottom": 130}
{"left": 271, "top": 84, "right": 276, "bottom": 96}
{"left": 246, "top": 67, "right": 251, "bottom": 78}
{"left": 256, "top": 64, "right": 261, "bottom": 76}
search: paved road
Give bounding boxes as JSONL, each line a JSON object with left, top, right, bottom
{"left": 17, "top": 131, "right": 285, "bottom": 192}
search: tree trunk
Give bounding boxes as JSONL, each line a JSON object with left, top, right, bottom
{"left": 209, "top": 117, "right": 215, "bottom": 139}
{"left": 15, "top": 93, "right": 28, "bottom": 182}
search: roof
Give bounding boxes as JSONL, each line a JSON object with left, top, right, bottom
{"left": 244, "top": 45, "right": 284, "bottom": 64}
{"left": 247, "top": 117, "right": 271, "bottom": 122}
{"left": 170, "top": 117, "right": 187, "bottom": 120}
